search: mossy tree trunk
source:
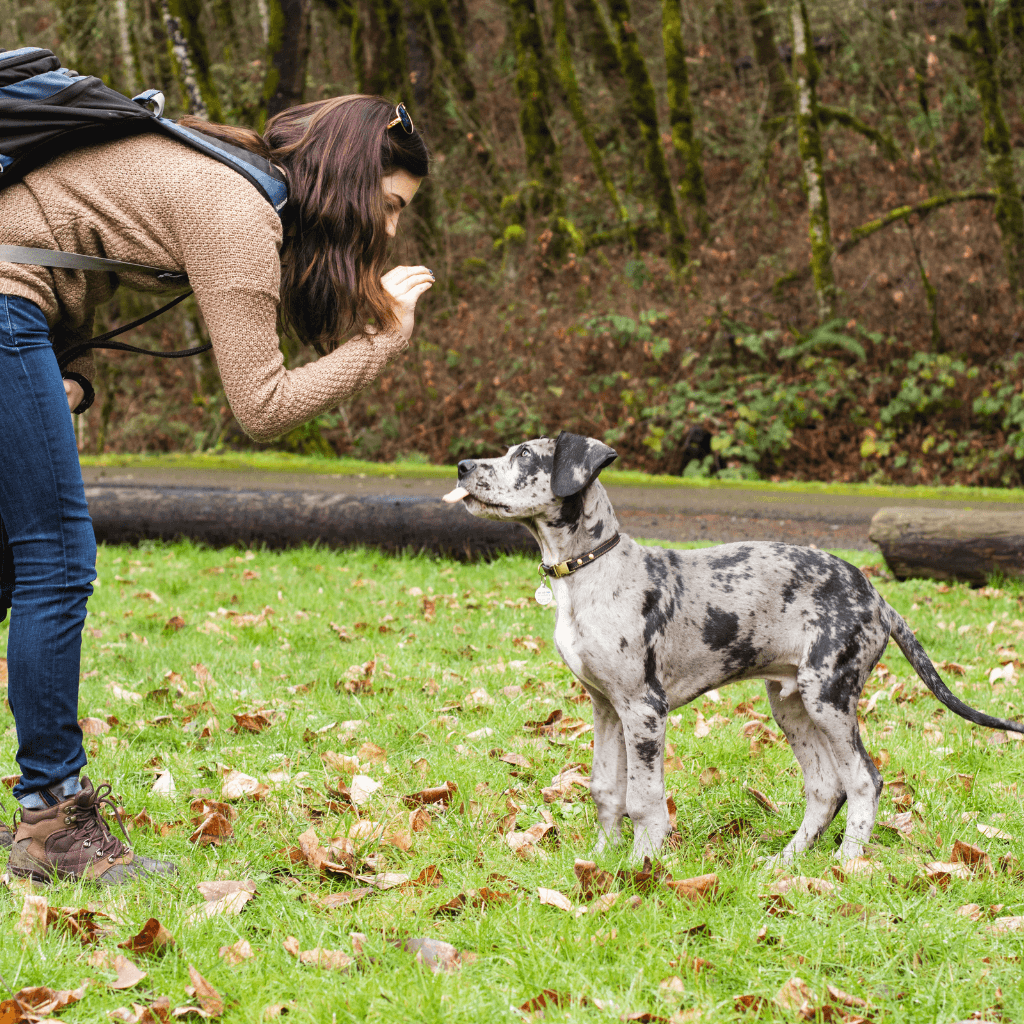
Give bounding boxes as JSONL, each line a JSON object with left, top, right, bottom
{"left": 953, "top": 0, "right": 1024, "bottom": 304}
{"left": 574, "top": 0, "right": 640, "bottom": 143}
{"left": 264, "top": 0, "right": 311, "bottom": 121}
{"left": 714, "top": 0, "right": 741, "bottom": 77}
{"left": 420, "top": 0, "right": 475, "bottom": 104}
{"left": 159, "top": 0, "right": 210, "bottom": 117}
{"left": 552, "top": 0, "right": 631, "bottom": 242}
{"left": 790, "top": 0, "right": 835, "bottom": 320}
{"left": 607, "top": 0, "right": 687, "bottom": 267}
{"left": 743, "top": 0, "right": 792, "bottom": 123}
{"left": 356, "top": 0, "right": 410, "bottom": 99}
{"left": 508, "top": 0, "right": 562, "bottom": 215}
{"left": 661, "top": 0, "right": 709, "bottom": 238}
{"left": 165, "top": 0, "right": 223, "bottom": 120}
{"left": 113, "top": 0, "right": 139, "bottom": 94}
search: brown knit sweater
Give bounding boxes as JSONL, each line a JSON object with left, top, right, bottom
{"left": 0, "top": 133, "right": 407, "bottom": 442}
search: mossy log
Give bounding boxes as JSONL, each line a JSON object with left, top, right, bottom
{"left": 868, "top": 508, "right": 1024, "bottom": 585}
{"left": 85, "top": 485, "right": 536, "bottom": 561}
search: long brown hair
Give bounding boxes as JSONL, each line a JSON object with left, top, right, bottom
{"left": 179, "top": 96, "right": 429, "bottom": 353}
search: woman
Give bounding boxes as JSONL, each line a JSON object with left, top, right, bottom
{"left": 0, "top": 95, "right": 432, "bottom": 883}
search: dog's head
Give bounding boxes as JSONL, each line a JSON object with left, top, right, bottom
{"left": 444, "top": 432, "right": 617, "bottom": 527}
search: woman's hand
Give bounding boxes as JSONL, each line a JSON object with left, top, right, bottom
{"left": 64, "top": 378, "right": 85, "bottom": 413}
{"left": 381, "top": 265, "right": 434, "bottom": 341}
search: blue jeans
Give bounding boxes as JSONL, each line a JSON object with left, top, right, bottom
{"left": 0, "top": 295, "right": 94, "bottom": 805}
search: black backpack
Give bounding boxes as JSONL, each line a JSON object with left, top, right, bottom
{"left": 0, "top": 46, "right": 289, "bottom": 370}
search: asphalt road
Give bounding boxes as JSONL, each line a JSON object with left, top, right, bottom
{"left": 81, "top": 465, "right": 1024, "bottom": 552}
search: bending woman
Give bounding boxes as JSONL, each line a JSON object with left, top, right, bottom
{"left": 0, "top": 95, "right": 432, "bottom": 883}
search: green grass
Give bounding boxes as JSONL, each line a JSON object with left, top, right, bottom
{"left": 79, "top": 450, "right": 1024, "bottom": 504}
{"left": 1, "top": 539, "right": 1023, "bottom": 1023}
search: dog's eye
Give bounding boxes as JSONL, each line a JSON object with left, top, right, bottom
{"left": 517, "top": 446, "right": 531, "bottom": 460}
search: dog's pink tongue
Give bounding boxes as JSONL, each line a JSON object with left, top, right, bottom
{"left": 442, "top": 486, "right": 469, "bottom": 504}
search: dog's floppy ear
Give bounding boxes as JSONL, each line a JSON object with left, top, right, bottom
{"left": 551, "top": 432, "right": 618, "bottom": 498}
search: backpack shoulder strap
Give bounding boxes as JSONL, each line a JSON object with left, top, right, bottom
{"left": 0, "top": 244, "right": 187, "bottom": 283}
{"left": 155, "top": 120, "right": 288, "bottom": 212}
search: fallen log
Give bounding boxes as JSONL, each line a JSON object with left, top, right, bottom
{"left": 84, "top": 484, "right": 537, "bottom": 561}
{"left": 868, "top": 507, "right": 1024, "bottom": 585}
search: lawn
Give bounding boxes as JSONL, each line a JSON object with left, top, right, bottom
{"left": 1, "top": 538, "right": 1023, "bottom": 1023}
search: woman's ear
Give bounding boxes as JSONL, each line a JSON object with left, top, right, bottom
{"left": 551, "top": 432, "right": 618, "bottom": 498}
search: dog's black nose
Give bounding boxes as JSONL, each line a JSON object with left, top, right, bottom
{"left": 457, "top": 460, "right": 477, "bottom": 480}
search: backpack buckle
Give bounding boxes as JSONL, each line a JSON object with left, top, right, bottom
{"left": 131, "top": 89, "right": 165, "bottom": 118}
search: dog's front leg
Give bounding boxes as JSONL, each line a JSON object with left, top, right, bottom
{"left": 587, "top": 690, "right": 627, "bottom": 852}
{"left": 620, "top": 707, "right": 671, "bottom": 862}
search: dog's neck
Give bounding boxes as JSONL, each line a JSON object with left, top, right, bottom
{"left": 531, "top": 481, "right": 620, "bottom": 568}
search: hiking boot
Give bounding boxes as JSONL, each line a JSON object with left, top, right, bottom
{"left": 8, "top": 777, "right": 177, "bottom": 884}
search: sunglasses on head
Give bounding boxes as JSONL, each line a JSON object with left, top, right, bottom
{"left": 386, "top": 102, "right": 414, "bottom": 134}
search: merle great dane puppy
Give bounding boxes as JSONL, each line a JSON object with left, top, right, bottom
{"left": 444, "top": 432, "right": 1024, "bottom": 865}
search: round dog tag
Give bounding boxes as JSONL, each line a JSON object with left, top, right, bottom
{"left": 534, "top": 582, "right": 553, "bottom": 606}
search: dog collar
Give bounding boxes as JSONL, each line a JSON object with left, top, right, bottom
{"left": 539, "top": 533, "right": 621, "bottom": 579}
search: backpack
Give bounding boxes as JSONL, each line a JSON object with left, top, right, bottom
{"left": 0, "top": 46, "right": 289, "bottom": 370}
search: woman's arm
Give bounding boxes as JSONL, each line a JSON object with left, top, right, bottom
{"left": 180, "top": 189, "right": 429, "bottom": 443}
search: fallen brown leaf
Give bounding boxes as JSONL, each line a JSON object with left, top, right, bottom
{"left": 197, "top": 879, "right": 257, "bottom": 903}
{"left": 218, "top": 939, "right": 255, "bottom": 965}
{"left": 187, "top": 965, "right": 224, "bottom": 1017}
{"left": 118, "top": 918, "right": 174, "bottom": 956}
{"left": 189, "top": 812, "right": 234, "bottom": 847}
{"left": 745, "top": 787, "right": 780, "bottom": 814}
{"left": 664, "top": 873, "right": 719, "bottom": 903}
{"left": 951, "top": 839, "right": 994, "bottom": 875}
{"left": 15, "top": 894, "right": 48, "bottom": 940}
{"left": 399, "top": 936, "right": 466, "bottom": 973}
{"left": 538, "top": 887, "right": 574, "bottom": 912}
{"left": 574, "top": 859, "right": 616, "bottom": 900}
{"left": 519, "top": 989, "right": 571, "bottom": 1014}
{"left": 402, "top": 781, "right": 458, "bottom": 809}
{"left": 301, "top": 888, "right": 374, "bottom": 910}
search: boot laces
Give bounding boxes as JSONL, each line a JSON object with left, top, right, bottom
{"left": 69, "top": 784, "right": 132, "bottom": 862}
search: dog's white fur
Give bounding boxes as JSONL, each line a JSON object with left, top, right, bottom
{"left": 454, "top": 433, "right": 1024, "bottom": 864}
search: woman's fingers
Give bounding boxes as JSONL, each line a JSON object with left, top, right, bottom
{"left": 382, "top": 265, "right": 433, "bottom": 289}
{"left": 384, "top": 273, "right": 434, "bottom": 301}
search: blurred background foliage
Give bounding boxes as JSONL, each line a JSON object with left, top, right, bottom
{"left": 5, "top": 0, "right": 1024, "bottom": 486}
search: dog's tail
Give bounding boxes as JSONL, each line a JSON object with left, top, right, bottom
{"left": 887, "top": 605, "right": 1024, "bottom": 734}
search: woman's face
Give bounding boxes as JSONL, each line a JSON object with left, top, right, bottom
{"left": 381, "top": 169, "right": 422, "bottom": 238}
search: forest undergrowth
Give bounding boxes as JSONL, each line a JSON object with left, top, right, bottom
{"left": 6, "top": 0, "right": 1024, "bottom": 487}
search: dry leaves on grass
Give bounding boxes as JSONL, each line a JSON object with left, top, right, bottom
{"left": 397, "top": 937, "right": 475, "bottom": 973}
{"left": 283, "top": 936, "right": 355, "bottom": 972}
{"left": 14, "top": 895, "right": 117, "bottom": 945}
{"left": 87, "top": 951, "right": 147, "bottom": 991}
{"left": 183, "top": 882, "right": 256, "bottom": 926}
{"left": 107, "top": 997, "right": 173, "bottom": 1024}
{"left": 218, "top": 939, "right": 255, "bottom": 965}
{"left": 924, "top": 839, "right": 995, "bottom": 887}
{"left": 219, "top": 770, "right": 269, "bottom": 802}
{"left": 189, "top": 812, "right": 234, "bottom": 847}
{"left": 301, "top": 888, "right": 375, "bottom": 911}
{"left": 768, "top": 876, "right": 837, "bottom": 898}
{"left": 572, "top": 858, "right": 718, "bottom": 905}
{"left": 505, "top": 821, "right": 558, "bottom": 861}
{"left": 402, "top": 781, "right": 458, "bottom": 809}
{"left": 177, "top": 964, "right": 225, "bottom": 1018}
{"left": 522, "top": 709, "right": 592, "bottom": 743}
{"left": 541, "top": 765, "right": 590, "bottom": 803}
{"left": 118, "top": 918, "right": 174, "bottom": 956}
{"left": 435, "top": 885, "right": 512, "bottom": 916}
{"left": 0, "top": 981, "right": 89, "bottom": 1023}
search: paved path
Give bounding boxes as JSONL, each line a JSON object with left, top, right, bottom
{"left": 83, "top": 465, "right": 1024, "bottom": 551}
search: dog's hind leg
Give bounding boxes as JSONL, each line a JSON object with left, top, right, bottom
{"left": 797, "top": 669, "right": 883, "bottom": 862}
{"left": 763, "top": 678, "right": 847, "bottom": 865}
{"left": 588, "top": 691, "right": 628, "bottom": 853}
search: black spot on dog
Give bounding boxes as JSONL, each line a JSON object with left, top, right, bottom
{"left": 643, "top": 647, "right": 669, "bottom": 715}
{"left": 589, "top": 519, "right": 605, "bottom": 540}
{"left": 702, "top": 606, "right": 739, "bottom": 650}
{"left": 635, "top": 738, "right": 660, "bottom": 771}
{"left": 549, "top": 493, "right": 583, "bottom": 532}
{"left": 708, "top": 547, "right": 752, "bottom": 571}
{"left": 642, "top": 588, "right": 673, "bottom": 645}
{"left": 619, "top": 637, "right": 629, "bottom": 651}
